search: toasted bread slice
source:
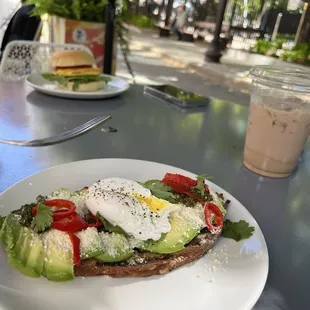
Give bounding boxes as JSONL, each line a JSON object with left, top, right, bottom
{"left": 74, "top": 229, "right": 221, "bottom": 278}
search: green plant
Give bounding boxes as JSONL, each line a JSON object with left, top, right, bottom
{"left": 25, "top": 0, "right": 110, "bottom": 23}
{"left": 276, "top": 33, "right": 295, "bottom": 41}
{"left": 122, "top": 14, "right": 154, "bottom": 29}
{"left": 25, "top": 0, "right": 136, "bottom": 78}
{"left": 280, "top": 43, "right": 310, "bottom": 64}
{"left": 252, "top": 39, "right": 279, "bottom": 56}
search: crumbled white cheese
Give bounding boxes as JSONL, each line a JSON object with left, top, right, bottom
{"left": 198, "top": 245, "right": 230, "bottom": 275}
{"left": 76, "top": 227, "right": 102, "bottom": 255}
{"left": 177, "top": 205, "right": 205, "bottom": 230}
{"left": 127, "top": 256, "right": 146, "bottom": 265}
{"left": 43, "top": 229, "right": 73, "bottom": 260}
{"left": 99, "top": 232, "right": 131, "bottom": 258}
{"left": 129, "top": 237, "right": 145, "bottom": 249}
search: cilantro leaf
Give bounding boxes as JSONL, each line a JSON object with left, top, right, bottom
{"left": 191, "top": 174, "right": 207, "bottom": 197}
{"left": 31, "top": 202, "right": 53, "bottom": 233}
{"left": 139, "top": 180, "right": 176, "bottom": 203}
{"left": 191, "top": 174, "right": 213, "bottom": 198}
{"left": 222, "top": 220, "right": 255, "bottom": 242}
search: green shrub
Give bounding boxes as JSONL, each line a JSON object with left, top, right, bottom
{"left": 280, "top": 43, "right": 310, "bottom": 64}
{"left": 25, "top": 0, "right": 109, "bottom": 22}
{"left": 122, "top": 14, "right": 154, "bottom": 29}
{"left": 252, "top": 39, "right": 284, "bottom": 57}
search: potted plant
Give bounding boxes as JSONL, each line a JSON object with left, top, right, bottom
{"left": 25, "top": 0, "right": 123, "bottom": 73}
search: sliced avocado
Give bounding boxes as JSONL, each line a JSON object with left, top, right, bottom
{"left": 96, "top": 212, "right": 126, "bottom": 235}
{"left": 42, "top": 230, "right": 74, "bottom": 282}
{"left": 8, "top": 228, "right": 44, "bottom": 278}
{"left": 25, "top": 233, "right": 45, "bottom": 276}
{"left": 94, "top": 232, "right": 134, "bottom": 263}
{"left": 77, "top": 227, "right": 104, "bottom": 259}
{"left": 1, "top": 214, "right": 22, "bottom": 249}
{"left": 0, "top": 216, "right": 5, "bottom": 230}
{"left": 143, "top": 214, "right": 201, "bottom": 254}
{"left": 1, "top": 214, "right": 44, "bottom": 278}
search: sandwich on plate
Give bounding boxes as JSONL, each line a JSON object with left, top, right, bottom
{"left": 42, "top": 50, "right": 111, "bottom": 92}
{"left": 0, "top": 173, "right": 254, "bottom": 282}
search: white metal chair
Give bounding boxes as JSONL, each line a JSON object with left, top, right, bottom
{"left": 0, "top": 41, "right": 93, "bottom": 81}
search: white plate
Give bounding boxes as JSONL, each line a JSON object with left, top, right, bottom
{"left": 0, "top": 159, "right": 268, "bottom": 310}
{"left": 26, "top": 73, "right": 130, "bottom": 99}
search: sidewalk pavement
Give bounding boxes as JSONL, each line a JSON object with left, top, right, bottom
{"left": 129, "top": 29, "right": 309, "bottom": 93}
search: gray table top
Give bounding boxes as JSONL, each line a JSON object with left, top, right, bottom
{"left": 0, "top": 81, "right": 309, "bottom": 310}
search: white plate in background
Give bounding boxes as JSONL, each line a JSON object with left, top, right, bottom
{"left": 26, "top": 74, "right": 130, "bottom": 100}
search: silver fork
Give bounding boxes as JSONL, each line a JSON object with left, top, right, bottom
{"left": 0, "top": 115, "right": 114, "bottom": 147}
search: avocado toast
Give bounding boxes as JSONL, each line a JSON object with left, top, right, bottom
{"left": 0, "top": 173, "right": 252, "bottom": 282}
{"left": 75, "top": 229, "right": 221, "bottom": 277}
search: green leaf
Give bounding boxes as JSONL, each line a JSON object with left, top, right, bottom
{"left": 139, "top": 180, "right": 176, "bottom": 203}
{"left": 222, "top": 220, "right": 255, "bottom": 242}
{"left": 192, "top": 174, "right": 207, "bottom": 197}
{"left": 96, "top": 212, "right": 126, "bottom": 234}
{"left": 42, "top": 74, "right": 112, "bottom": 91}
{"left": 42, "top": 74, "right": 67, "bottom": 86}
{"left": 73, "top": 81, "right": 79, "bottom": 91}
{"left": 71, "top": 0, "right": 81, "bottom": 20}
{"left": 31, "top": 203, "right": 53, "bottom": 233}
{"left": 66, "top": 75, "right": 112, "bottom": 83}
{"left": 36, "top": 195, "right": 47, "bottom": 203}
{"left": 191, "top": 174, "right": 212, "bottom": 198}
{"left": 11, "top": 203, "right": 35, "bottom": 228}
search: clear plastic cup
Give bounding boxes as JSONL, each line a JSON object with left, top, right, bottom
{"left": 243, "top": 66, "right": 310, "bottom": 178}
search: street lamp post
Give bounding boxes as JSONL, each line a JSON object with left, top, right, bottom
{"left": 103, "top": 0, "right": 115, "bottom": 74}
{"left": 205, "top": 0, "right": 229, "bottom": 63}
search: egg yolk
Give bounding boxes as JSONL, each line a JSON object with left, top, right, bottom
{"left": 135, "top": 195, "right": 170, "bottom": 213}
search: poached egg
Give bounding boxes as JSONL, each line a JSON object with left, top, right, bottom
{"left": 85, "top": 178, "right": 178, "bottom": 241}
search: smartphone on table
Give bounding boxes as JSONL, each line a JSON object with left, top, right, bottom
{"left": 144, "top": 84, "right": 210, "bottom": 111}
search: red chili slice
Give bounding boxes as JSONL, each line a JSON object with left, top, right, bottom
{"left": 204, "top": 202, "right": 224, "bottom": 234}
{"left": 51, "top": 212, "right": 88, "bottom": 232}
{"left": 86, "top": 213, "right": 103, "bottom": 228}
{"left": 162, "top": 173, "right": 205, "bottom": 203}
{"left": 68, "top": 232, "right": 81, "bottom": 265}
{"left": 162, "top": 173, "right": 197, "bottom": 190}
{"left": 32, "top": 199, "right": 76, "bottom": 220}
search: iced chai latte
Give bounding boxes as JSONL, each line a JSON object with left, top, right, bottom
{"left": 243, "top": 66, "right": 310, "bottom": 178}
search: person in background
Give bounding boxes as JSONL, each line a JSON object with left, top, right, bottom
{"left": 0, "top": 0, "right": 41, "bottom": 61}
{"left": 173, "top": 5, "right": 187, "bottom": 41}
